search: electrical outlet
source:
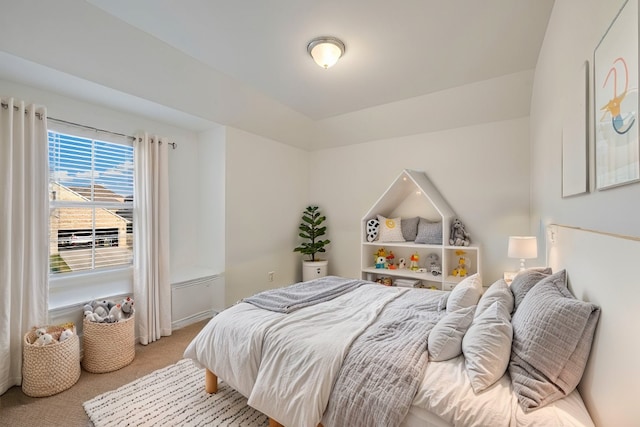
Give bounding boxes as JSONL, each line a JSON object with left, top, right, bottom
{"left": 268, "top": 271, "right": 275, "bottom": 282}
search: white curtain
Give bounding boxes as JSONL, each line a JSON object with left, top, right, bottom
{"left": 133, "top": 132, "right": 171, "bottom": 345}
{"left": 0, "top": 98, "right": 49, "bottom": 394}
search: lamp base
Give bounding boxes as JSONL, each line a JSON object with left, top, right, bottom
{"left": 519, "top": 259, "right": 526, "bottom": 271}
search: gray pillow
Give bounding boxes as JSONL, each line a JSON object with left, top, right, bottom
{"left": 462, "top": 301, "right": 513, "bottom": 393}
{"left": 509, "top": 270, "right": 601, "bottom": 412}
{"left": 401, "top": 216, "right": 419, "bottom": 241}
{"left": 476, "top": 278, "right": 514, "bottom": 317}
{"left": 510, "top": 269, "right": 552, "bottom": 312}
{"left": 428, "top": 305, "right": 476, "bottom": 361}
{"left": 446, "top": 273, "right": 482, "bottom": 313}
{"left": 415, "top": 217, "right": 442, "bottom": 244}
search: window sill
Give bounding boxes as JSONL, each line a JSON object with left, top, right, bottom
{"left": 49, "top": 266, "right": 133, "bottom": 310}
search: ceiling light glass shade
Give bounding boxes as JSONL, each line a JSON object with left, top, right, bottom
{"left": 307, "top": 37, "right": 345, "bottom": 69}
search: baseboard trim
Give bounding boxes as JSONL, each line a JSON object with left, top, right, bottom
{"left": 172, "top": 310, "right": 217, "bottom": 330}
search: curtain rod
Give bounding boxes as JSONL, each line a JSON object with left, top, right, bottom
{"left": 1, "top": 102, "right": 177, "bottom": 149}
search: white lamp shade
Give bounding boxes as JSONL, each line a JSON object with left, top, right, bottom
{"left": 307, "top": 37, "right": 344, "bottom": 69}
{"left": 508, "top": 236, "right": 538, "bottom": 259}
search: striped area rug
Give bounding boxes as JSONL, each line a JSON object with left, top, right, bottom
{"left": 83, "top": 359, "right": 269, "bottom": 427}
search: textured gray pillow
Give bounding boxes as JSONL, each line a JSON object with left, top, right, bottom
{"left": 510, "top": 269, "right": 552, "bottom": 312}
{"left": 509, "top": 270, "right": 601, "bottom": 412}
{"left": 476, "top": 278, "right": 514, "bottom": 317}
{"left": 462, "top": 301, "right": 513, "bottom": 393}
{"left": 414, "top": 217, "right": 442, "bottom": 244}
{"left": 401, "top": 216, "right": 419, "bottom": 241}
{"left": 446, "top": 273, "right": 482, "bottom": 313}
{"left": 428, "top": 305, "right": 476, "bottom": 361}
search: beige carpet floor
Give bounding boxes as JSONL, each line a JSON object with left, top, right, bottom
{"left": 0, "top": 319, "right": 209, "bottom": 427}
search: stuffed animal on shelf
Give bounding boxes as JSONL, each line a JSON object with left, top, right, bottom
{"left": 452, "top": 250, "right": 469, "bottom": 277}
{"left": 410, "top": 253, "right": 420, "bottom": 271}
{"left": 386, "top": 251, "right": 396, "bottom": 269}
{"left": 373, "top": 247, "right": 387, "bottom": 262}
{"left": 375, "top": 256, "right": 386, "bottom": 269}
{"left": 449, "top": 218, "right": 471, "bottom": 246}
{"left": 398, "top": 258, "right": 406, "bottom": 269}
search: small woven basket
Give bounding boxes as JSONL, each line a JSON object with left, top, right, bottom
{"left": 22, "top": 326, "right": 80, "bottom": 397}
{"left": 82, "top": 315, "right": 135, "bottom": 373}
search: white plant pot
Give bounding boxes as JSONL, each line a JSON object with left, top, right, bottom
{"left": 302, "top": 260, "right": 328, "bottom": 282}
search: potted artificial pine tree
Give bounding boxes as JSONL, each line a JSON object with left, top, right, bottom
{"left": 294, "top": 206, "right": 331, "bottom": 281}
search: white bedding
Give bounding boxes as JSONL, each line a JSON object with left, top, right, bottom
{"left": 185, "top": 284, "right": 409, "bottom": 427}
{"left": 184, "top": 283, "right": 595, "bottom": 427}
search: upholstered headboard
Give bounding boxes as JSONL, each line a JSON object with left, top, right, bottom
{"left": 547, "top": 224, "right": 639, "bottom": 426}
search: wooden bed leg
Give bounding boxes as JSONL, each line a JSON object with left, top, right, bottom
{"left": 205, "top": 368, "right": 218, "bottom": 394}
{"left": 268, "top": 418, "right": 284, "bottom": 427}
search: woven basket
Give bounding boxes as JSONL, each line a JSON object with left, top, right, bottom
{"left": 82, "top": 315, "right": 135, "bottom": 373}
{"left": 22, "top": 326, "right": 80, "bottom": 397}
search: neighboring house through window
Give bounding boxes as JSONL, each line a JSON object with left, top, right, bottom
{"left": 48, "top": 129, "right": 134, "bottom": 277}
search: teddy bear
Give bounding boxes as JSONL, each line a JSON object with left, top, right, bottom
{"left": 449, "top": 218, "right": 471, "bottom": 246}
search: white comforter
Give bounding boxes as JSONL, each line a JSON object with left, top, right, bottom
{"left": 184, "top": 283, "right": 595, "bottom": 427}
{"left": 184, "top": 284, "right": 408, "bottom": 427}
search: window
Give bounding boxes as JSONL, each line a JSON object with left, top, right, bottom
{"left": 48, "top": 129, "right": 134, "bottom": 275}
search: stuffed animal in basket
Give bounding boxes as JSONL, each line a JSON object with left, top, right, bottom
{"left": 59, "top": 328, "right": 74, "bottom": 342}
{"left": 89, "top": 300, "right": 111, "bottom": 318}
{"left": 35, "top": 333, "right": 56, "bottom": 346}
{"left": 109, "top": 297, "right": 135, "bottom": 322}
{"left": 120, "top": 297, "right": 135, "bottom": 319}
{"left": 84, "top": 310, "right": 104, "bottom": 323}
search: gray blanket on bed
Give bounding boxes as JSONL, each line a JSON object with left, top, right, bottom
{"left": 322, "top": 288, "right": 448, "bottom": 427}
{"left": 242, "top": 275, "right": 370, "bottom": 313}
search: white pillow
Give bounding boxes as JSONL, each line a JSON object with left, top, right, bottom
{"left": 376, "top": 215, "right": 405, "bottom": 242}
{"left": 446, "top": 273, "right": 482, "bottom": 313}
{"left": 428, "top": 305, "right": 476, "bottom": 361}
{"left": 462, "top": 301, "right": 513, "bottom": 393}
{"left": 476, "top": 279, "right": 514, "bottom": 317}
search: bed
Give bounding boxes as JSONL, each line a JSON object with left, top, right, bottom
{"left": 184, "top": 230, "right": 608, "bottom": 427}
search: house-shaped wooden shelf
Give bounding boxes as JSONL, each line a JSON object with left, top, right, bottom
{"left": 360, "top": 169, "right": 480, "bottom": 290}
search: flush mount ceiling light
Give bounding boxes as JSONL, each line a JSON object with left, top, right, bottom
{"left": 307, "top": 36, "right": 345, "bottom": 69}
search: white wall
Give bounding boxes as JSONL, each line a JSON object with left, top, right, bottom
{"left": 531, "top": 0, "right": 640, "bottom": 239}
{"left": 224, "top": 127, "right": 309, "bottom": 305}
{"left": 310, "top": 117, "right": 532, "bottom": 285}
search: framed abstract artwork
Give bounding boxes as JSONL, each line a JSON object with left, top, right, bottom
{"left": 594, "top": 0, "right": 640, "bottom": 190}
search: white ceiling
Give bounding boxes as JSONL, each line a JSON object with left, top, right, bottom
{"left": 86, "top": 0, "right": 555, "bottom": 121}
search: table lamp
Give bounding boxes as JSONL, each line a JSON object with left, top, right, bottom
{"left": 508, "top": 236, "right": 537, "bottom": 271}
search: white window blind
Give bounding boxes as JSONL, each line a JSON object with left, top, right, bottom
{"left": 48, "top": 129, "right": 134, "bottom": 275}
